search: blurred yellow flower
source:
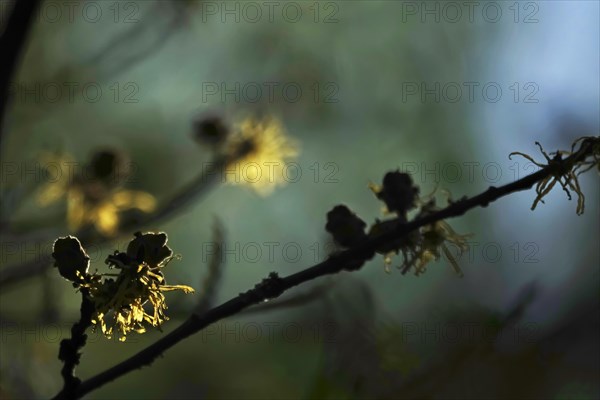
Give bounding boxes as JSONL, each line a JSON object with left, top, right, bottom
{"left": 225, "top": 117, "right": 300, "bottom": 196}
{"left": 65, "top": 188, "right": 156, "bottom": 236}
{"left": 36, "top": 152, "right": 76, "bottom": 207}
{"left": 36, "top": 151, "right": 156, "bottom": 236}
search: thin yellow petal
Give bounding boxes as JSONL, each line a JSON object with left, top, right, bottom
{"left": 159, "top": 285, "right": 195, "bottom": 294}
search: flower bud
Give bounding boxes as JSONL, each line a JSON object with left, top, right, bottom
{"left": 375, "top": 171, "right": 419, "bottom": 216}
{"left": 193, "top": 114, "right": 230, "bottom": 146}
{"left": 89, "top": 148, "right": 131, "bottom": 184}
{"left": 126, "top": 232, "right": 172, "bottom": 266}
{"left": 52, "top": 236, "right": 90, "bottom": 282}
{"left": 325, "top": 205, "right": 367, "bottom": 247}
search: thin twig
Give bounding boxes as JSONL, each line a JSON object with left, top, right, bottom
{"left": 0, "top": 0, "right": 43, "bottom": 152}
{"left": 85, "top": 3, "right": 182, "bottom": 79}
{"left": 40, "top": 267, "right": 60, "bottom": 323}
{"left": 62, "top": 139, "right": 597, "bottom": 399}
{"left": 195, "top": 217, "right": 225, "bottom": 314}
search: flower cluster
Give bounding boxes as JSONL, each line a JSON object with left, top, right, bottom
{"left": 37, "top": 149, "right": 156, "bottom": 236}
{"left": 509, "top": 136, "right": 599, "bottom": 215}
{"left": 52, "top": 232, "right": 194, "bottom": 341}
{"left": 326, "top": 171, "right": 471, "bottom": 276}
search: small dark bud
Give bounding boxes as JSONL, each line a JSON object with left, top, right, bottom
{"left": 89, "top": 148, "right": 130, "bottom": 184}
{"left": 376, "top": 171, "right": 419, "bottom": 216}
{"left": 52, "top": 236, "right": 90, "bottom": 282}
{"left": 258, "top": 272, "right": 285, "bottom": 299}
{"left": 126, "top": 232, "right": 172, "bottom": 266}
{"left": 325, "top": 205, "right": 367, "bottom": 247}
{"left": 193, "top": 114, "right": 230, "bottom": 146}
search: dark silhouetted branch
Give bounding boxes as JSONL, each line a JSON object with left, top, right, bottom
{"left": 60, "top": 138, "right": 598, "bottom": 399}
{"left": 240, "top": 280, "right": 334, "bottom": 315}
{"left": 53, "top": 290, "right": 95, "bottom": 400}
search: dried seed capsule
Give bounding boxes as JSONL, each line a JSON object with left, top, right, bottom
{"left": 126, "top": 232, "right": 173, "bottom": 267}
{"left": 89, "top": 148, "right": 131, "bottom": 184}
{"left": 52, "top": 236, "right": 90, "bottom": 282}
{"left": 193, "top": 114, "right": 230, "bottom": 146}
{"left": 325, "top": 205, "right": 367, "bottom": 247}
{"left": 374, "top": 171, "right": 420, "bottom": 216}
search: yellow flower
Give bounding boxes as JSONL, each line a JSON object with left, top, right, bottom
{"left": 509, "top": 137, "right": 599, "bottom": 215}
{"left": 366, "top": 173, "right": 471, "bottom": 277}
{"left": 52, "top": 233, "right": 195, "bottom": 342}
{"left": 412, "top": 220, "right": 470, "bottom": 277}
{"left": 371, "top": 217, "right": 470, "bottom": 277}
{"left": 224, "top": 116, "right": 300, "bottom": 196}
{"left": 36, "top": 151, "right": 156, "bottom": 236}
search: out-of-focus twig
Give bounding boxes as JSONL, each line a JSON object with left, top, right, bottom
{"left": 194, "top": 217, "right": 226, "bottom": 315}
{"left": 0, "top": 0, "right": 43, "bottom": 152}
{"left": 40, "top": 267, "right": 60, "bottom": 323}
{"left": 84, "top": 3, "right": 184, "bottom": 79}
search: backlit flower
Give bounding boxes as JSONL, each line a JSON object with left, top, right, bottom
{"left": 365, "top": 173, "right": 471, "bottom": 276}
{"left": 325, "top": 205, "right": 367, "bottom": 247}
{"left": 509, "top": 137, "right": 599, "bottom": 215}
{"left": 52, "top": 233, "right": 195, "bottom": 342}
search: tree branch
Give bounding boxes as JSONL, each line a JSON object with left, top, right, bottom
{"left": 240, "top": 280, "right": 334, "bottom": 316}
{"left": 54, "top": 290, "right": 95, "bottom": 400}
{"left": 61, "top": 138, "right": 597, "bottom": 399}
{"left": 0, "top": 0, "right": 43, "bottom": 152}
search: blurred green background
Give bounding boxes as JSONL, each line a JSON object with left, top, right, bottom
{"left": 1, "top": 1, "right": 599, "bottom": 399}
